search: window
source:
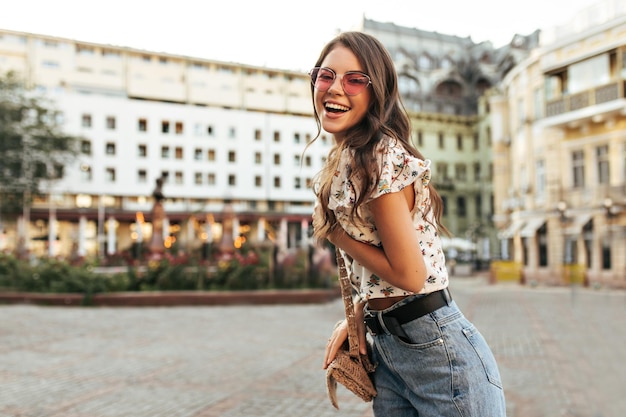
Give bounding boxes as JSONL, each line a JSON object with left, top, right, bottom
{"left": 161, "top": 120, "right": 170, "bottom": 133}
{"left": 473, "top": 162, "right": 481, "bottom": 181}
{"left": 417, "top": 130, "right": 423, "bottom": 147}
{"left": 456, "top": 134, "right": 463, "bottom": 150}
{"left": 473, "top": 134, "right": 479, "bottom": 150}
{"left": 596, "top": 145, "right": 609, "bottom": 184}
{"left": 138, "top": 118, "right": 147, "bottom": 132}
{"left": 174, "top": 171, "right": 183, "bottom": 184}
{"left": 254, "top": 152, "right": 262, "bottom": 164}
{"left": 572, "top": 150, "right": 585, "bottom": 188}
{"left": 437, "top": 163, "right": 449, "bottom": 180}
{"left": 106, "top": 116, "right": 116, "bottom": 130}
{"left": 175, "top": 121, "right": 183, "bottom": 134}
{"left": 475, "top": 195, "right": 482, "bottom": 217}
{"left": 274, "top": 154, "right": 281, "bottom": 165}
{"left": 569, "top": 54, "right": 610, "bottom": 94}
{"left": 138, "top": 144, "right": 147, "bottom": 157}
{"left": 294, "top": 177, "right": 301, "bottom": 189}
{"left": 294, "top": 133, "right": 301, "bottom": 144}
{"left": 105, "top": 167, "right": 116, "bottom": 182}
{"left": 305, "top": 156, "right": 312, "bottom": 167}
{"left": 195, "top": 172, "right": 203, "bottom": 185}
{"left": 207, "top": 149, "right": 216, "bottom": 161}
{"left": 194, "top": 148, "right": 202, "bottom": 160}
{"left": 535, "top": 159, "right": 546, "bottom": 198}
{"left": 80, "top": 140, "right": 91, "bottom": 155}
{"left": 254, "top": 129, "right": 262, "bottom": 141}
{"left": 228, "top": 174, "right": 236, "bottom": 186}
{"left": 294, "top": 155, "right": 301, "bottom": 166}
{"left": 441, "top": 195, "right": 448, "bottom": 216}
{"left": 228, "top": 127, "right": 236, "bottom": 138}
{"left": 161, "top": 146, "right": 170, "bottom": 159}
{"left": 454, "top": 163, "right": 467, "bottom": 181}
{"left": 438, "top": 132, "right": 444, "bottom": 149}
{"left": 175, "top": 147, "right": 183, "bottom": 159}
{"left": 51, "top": 164, "right": 64, "bottom": 179}
{"left": 273, "top": 131, "right": 280, "bottom": 142}
{"left": 207, "top": 125, "right": 214, "bottom": 136}
{"left": 207, "top": 173, "right": 216, "bottom": 185}
{"left": 138, "top": 169, "right": 147, "bottom": 183}
{"left": 81, "top": 166, "right": 92, "bottom": 181}
{"left": 228, "top": 151, "right": 236, "bottom": 162}
{"left": 255, "top": 176, "right": 262, "bottom": 187}
{"left": 274, "top": 176, "right": 281, "bottom": 188}
{"left": 105, "top": 142, "right": 116, "bottom": 155}
{"left": 456, "top": 196, "right": 466, "bottom": 217}
{"left": 81, "top": 114, "right": 92, "bottom": 128}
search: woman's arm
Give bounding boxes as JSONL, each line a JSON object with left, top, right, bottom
{"left": 329, "top": 186, "right": 427, "bottom": 293}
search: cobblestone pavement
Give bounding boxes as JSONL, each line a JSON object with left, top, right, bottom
{"left": 1, "top": 276, "right": 625, "bottom": 417}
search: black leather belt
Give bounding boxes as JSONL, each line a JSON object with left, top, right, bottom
{"left": 364, "top": 288, "right": 452, "bottom": 339}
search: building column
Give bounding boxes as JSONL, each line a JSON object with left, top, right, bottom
{"left": 106, "top": 216, "right": 117, "bottom": 256}
{"left": 77, "top": 215, "right": 87, "bottom": 257}
{"left": 279, "top": 218, "right": 288, "bottom": 252}
{"left": 48, "top": 209, "right": 57, "bottom": 257}
{"left": 257, "top": 217, "right": 266, "bottom": 242}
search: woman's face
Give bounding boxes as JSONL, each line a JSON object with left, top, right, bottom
{"left": 314, "top": 45, "right": 371, "bottom": 143}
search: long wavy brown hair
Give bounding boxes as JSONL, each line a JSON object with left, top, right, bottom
{"left": 307, "top": 31, "right": 448, "bottom": 243}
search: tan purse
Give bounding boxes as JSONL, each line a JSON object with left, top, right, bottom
{"left": 326, "top": 250, "right": 377, "bottom": 409}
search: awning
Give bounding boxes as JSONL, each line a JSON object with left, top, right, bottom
{"left": 498, "top": 219, "right": 525, "bottom": 239}
{"left": 519, "top": 217, "right": 546, "bottom": 238}
{"left": 564, "top": 213, "right": 593, "bottom": 235}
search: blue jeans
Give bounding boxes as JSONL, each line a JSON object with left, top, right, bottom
{"left": 365, "top": 297, "right": 506, "bottom": 417}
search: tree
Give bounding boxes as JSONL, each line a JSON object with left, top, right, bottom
{"left": 0, "top": 71, "right": 79, "bottom": 251}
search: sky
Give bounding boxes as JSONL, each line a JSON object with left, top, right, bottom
{"left": 2, "top": 0, "right": 600, "bottom": 72}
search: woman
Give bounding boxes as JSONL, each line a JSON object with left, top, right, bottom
{"left": 310, "top": 32, "right": 506, "bottom": 416}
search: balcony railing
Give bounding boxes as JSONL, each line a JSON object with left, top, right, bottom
{"left": 545, "top": 81, "right": 623, "bottom": 117}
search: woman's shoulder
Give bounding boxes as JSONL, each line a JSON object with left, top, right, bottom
{"left": 375, "top": 136, "right": 430, "bottom": 171}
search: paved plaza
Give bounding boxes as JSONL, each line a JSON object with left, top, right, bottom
{"left": 1, "top": 276, "right": 625, "bottom": 417}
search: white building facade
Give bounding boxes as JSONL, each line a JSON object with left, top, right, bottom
{"left": 0, "top": 29, "right": 330, "bottom": 258}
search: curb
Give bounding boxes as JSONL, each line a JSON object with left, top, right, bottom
{"left": 0, "top": 288, "right": 342, "bottom": 307}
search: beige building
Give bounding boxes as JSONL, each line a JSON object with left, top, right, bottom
{"left": 491, "top": 0, "right": 626, "bottom": 288}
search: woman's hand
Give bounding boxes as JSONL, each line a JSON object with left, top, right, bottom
{"left": 323, "top": 319, "right": 348, "bottom": 369}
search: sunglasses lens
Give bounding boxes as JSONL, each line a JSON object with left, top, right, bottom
{"left": 343, "top": 73, "right": 370, "bottom": 95}
{"left": 309, "top": 68, "right": 370, "bottom": 95}
{"left": 311, "top": 68, "right": 334, "bottom": 91}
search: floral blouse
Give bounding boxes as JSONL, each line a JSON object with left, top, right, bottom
{"left": 327, "top": 137, "right": 448, "bottom": 300}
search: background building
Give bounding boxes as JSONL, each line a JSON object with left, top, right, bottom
{"left": 361, "top": 18, "right": 537, "bottom": 268}
{"left": 490, "top": 0, "right": 626, "bottom": 288}
{"left": 0, "top": 30, "right": 329, "bottom": 258}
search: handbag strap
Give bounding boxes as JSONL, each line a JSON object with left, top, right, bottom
{"left": 335, "top": 250, "right": 361, "bottom": 359}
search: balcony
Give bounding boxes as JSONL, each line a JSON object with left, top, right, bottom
{"left": 542, "top": 81, "right": 626, "bottom": 127}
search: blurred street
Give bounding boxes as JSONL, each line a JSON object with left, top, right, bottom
{"left": 1, "top": 275, "right": 624, "bottom": 417}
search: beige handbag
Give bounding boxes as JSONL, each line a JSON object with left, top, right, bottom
{"left": 326, "top": 250, "right": 377, "bottom": 409}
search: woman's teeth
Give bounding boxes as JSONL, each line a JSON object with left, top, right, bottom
{"left": 325, "top": 103, "right": 349, "bottom": 112}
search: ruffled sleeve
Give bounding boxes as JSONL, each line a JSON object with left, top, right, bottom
{"left": 368, "top": 138, "right": 431, "bottom": 202}
{"left": 327, "top": 148, "right": 357, "bottom": 212}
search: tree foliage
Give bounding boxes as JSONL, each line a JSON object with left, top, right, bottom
{"left": 0, "top": 71, "right": 79, "bottom": 214}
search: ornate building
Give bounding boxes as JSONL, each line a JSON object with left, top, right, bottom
{"left": 361, "top": 18, "right": 537, "bottom": 266}
{"left": 490, "top": 0, "right": 626, "bottom": 288}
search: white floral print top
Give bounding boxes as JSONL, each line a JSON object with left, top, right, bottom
{"left": 328, "top": 137, "right": 448, "bottom": 300}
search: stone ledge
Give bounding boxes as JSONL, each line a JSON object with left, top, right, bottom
{"left": 0, "top": 288, "right": 341, "bottom": 307}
